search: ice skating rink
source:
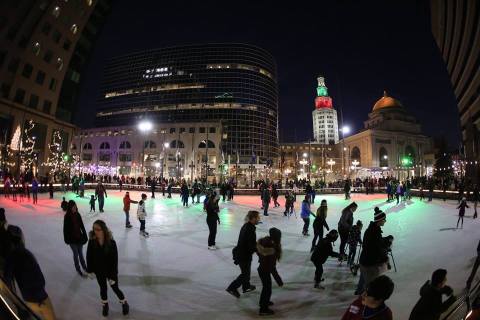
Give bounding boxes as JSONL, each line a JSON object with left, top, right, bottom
{"left": 0, "top": 191, "right": 477, "bottom": 319}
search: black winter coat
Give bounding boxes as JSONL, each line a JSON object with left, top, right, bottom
{"left": 63, "top": 212, "right": 88, "bottom": 245}
{"left": 409, "top": 281, "right": 456, "bottom": 320}
{"left": 206, "top": 199, "right": 220, "bottom": 222}
{"left": 359, "top": 222, "right": 389, "bottom": 266}
{"left": 86, "top": 239, "right": 119, "bottom": 278}
{"left": 257, "top": 237, "right": 283, "bottom": 286}
{"left": 234, "top": 222, "right": 256, "bottom": 262}
{"left": 311, "top": 238, "right": 339, "bottom": 264}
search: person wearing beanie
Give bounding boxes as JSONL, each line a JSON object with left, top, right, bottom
{"left": 4, "top": 226, "right": 57, "bottom": 320}
{"left": 256, "top": 227, "right": 283, "bottom": 316}
{"left": 456, "top": 197, "right": 469, "bottom": 229}
{"left": 409, "top": 269, "right": 456, "bottom": 320}
{"left": 338, "top": 202, "right": 358, "bottom": 257}
{"left": 342, "top": 275, "right": 394, "bottom": 320}
{"left": 310, "top": 229, "right": 340, "bottom": 289}
{"left": 357, "top": 207, "right": 394, "bottom": 293}
{"left": 311, "top": 199, "right": 330, "bottom": 252}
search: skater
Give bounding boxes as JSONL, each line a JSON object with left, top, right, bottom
{"left": 95, "top": 181, "right": 107, "bottom": 212}
{"left": 311, "top": 199, "right": 329, "bottom": 252}
{"left": 456, "top": 197, "right": 468, "bottom": 229}
{"left": 63, "top": 200, "right": 88, "bottom": 277}
{"left": 428, "top": 182, "right": 434, "bottom": 201}
{"left": 358, "top": 207, "right": 394, "bottom": 291}
{"left": 395, "top": 183, "right": 401, "bottom": 204}
{"left": 226, "top": 210, "right": 260, "bottom": 298}
{"left": 167, "top": 182, "right": 172, "bottom": 198}
{"left": 284, "top": 190, "right": 294, "bottom": 216}
{"left": 150, "top": 178, "right": 156, "bottom": 199}
{"left": 32, "top": 177, "right": 38, "bottom": 204}
{"left": 60, "top": 197, "right": 68, "bottom": 212}
{"left": 48, "top": 181, "right": 54, "bottom": 199}
{"left": 86, "top": 220, "right": 129, "bottom": 317}
{"left": 310, "top": 229, "right": 340, "bottom": 289}
{"left": 89, "top": 195, "right": 97, "bottom": 213}
{"left": 347, "top": 220, "right": 363, "bottom": 267}
{"left": 300, "top": 195, "right": 316, "bottom": 236}
{"left": 409, "top": 269, "right": 456, "bottom": 320}
{"left": 386, "top": 182, "right": 392, "bottom": 202}
{"left": 206, "top": 192, "right": 220, "bottom": 250}
{"left": 305, "top": 182, "right": 313, "bottom": 203}
{"left": 342, "top": 275, "right": 394, "bottom": 320}
{"left": 261, "top": 186, "right": 271, "bottom": 216}
{"left": 0, "top": 208, "right": 18, "bottom": 277}
{"left": 344, "top": 180, "right": 351, "bottom": 200}
{"left": 181, "top": 182, "right": 189, "bottom": 207}
{"left": 338, "top": 202, "right": 358, "bottom": 257}
{"left": 271, "top": 184, "right": 280, "bottom": 207}
{"left": 419, "top": 185, "right": 425, "bottom": 201}
{"left": 123, "top": 192, "right": 138, "bottom": 228}
{"left": 257, "top": 227, "right": 283, "bottom": 316}
{"left": 473, "top": 185, "right": 479, "bottom": 219}
{"left": 137, "top": 193, "right": 149, "bottom": 237}
{"left": 5, "top": 225, "right": 57, "bottom": 320}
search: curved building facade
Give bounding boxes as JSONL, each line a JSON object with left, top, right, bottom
{"left": 95, "top": 43, "right": 279, "bottom": 163}
{"left": 431, "top": 0, "right": 480, "bottom": 165}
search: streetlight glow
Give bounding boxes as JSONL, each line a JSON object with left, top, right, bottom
{"left": 164, "top": 142, "right": 170, "bottom": 148}
{"left": 341, "top": 126, "right": 350, "bottom": 134}
{"left": 303, "top": 152, "right": 308, "bottom": 158}
{"left": 138, "top": 121, "right": 153, "bottom": 132}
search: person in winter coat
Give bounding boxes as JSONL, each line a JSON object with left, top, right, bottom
{"left": 150, "top": 179, "right": 156, "bottom": 199}
{"left": 300, "top": 195, "right": 316, "bottom": 236}
{"left": 347, "top": 220, "right": 363, "bottom": 267}
{"left": 457, "top": 197, "right": 469, "bottom": 228}
{"left": 344, "top": 180, "right": 351, "bottom": 200}
{"left": 86, "top": 220, "right": 129, "bottom": 317}
{"left": 137, "top": 194, "right": 149, "bottom": 237}
{"left": 31, "top": 177, "right": 39, "bottom": 204}
{"left": 473, "top": 185, "right": 479, "bottom": 219}
{"left": 338, "top": 202, "right": 358, "bottom": 256}
{"left": 284, "top": 190, "right": 294, "bottom": 216}
{"left": 5, "top": 225, "right": 57, "bottom": 320}
{"left": 63, "top": 200, "right": 88, "bottom": 277}
{"left": 60, "top": 197, "right": 68, "bottom": 212}
{"left": 261, "top": 187, "right": 271, "bottom": 216}
{"left": 310, "top": 229, "right": 340, "bottom": 289}
{"left": 342, "top": 275, "right": 394, "bottom": 320}
{"left": 271, "top": 185, "right": 280, "bottom": 207}
{"left": 0, "top": 208, "right": 17, "bottom": 277}
{"left": 358, "top": 207, "right": 394, "bottom": 291}
{"left": 206, "top": 193, "right": 220, "bottom": 250}
{"left": 386, "top": 182, "right": 392, "bottom": 202}
{"left": 48, "top": 182, "right": 54, "bottom": 199}
{"left": 123, "top": 192, "right": 138, "bottom": 229}
{"left": 95, "top": 181, "right": 107, "bottom": 212}
{"left": 227, "top": 211, "right": 260, "bottom": 298}
{"left": 409, "top": 269, "right": 456, "bottom": 320}
{"left": 181, "top": 182, "right": 189, "bottom": 207}
{"left": 89, "top": 195, "right": 97, "bottom": 213}
{"left": 311, "top": 199, "right": 330, "bottom": 252}
{"left": 256, "top": 227, "right": 283, "bottom": 316}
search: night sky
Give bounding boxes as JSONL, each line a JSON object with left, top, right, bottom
{"left": 77, "top": 0, "right": 461, "bottom": 148}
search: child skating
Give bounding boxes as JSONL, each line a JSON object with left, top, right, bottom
{"left": 137, "top": 193, "right": 149, "bottom": 237}
{"left": 89, "top": 195, "right": 97, "bottom": 212}
{"left": 457, "top": 197, "right": 468, "bottom": 229}
{"left": 310, "top": 230, "right": 341, "bottom": 289}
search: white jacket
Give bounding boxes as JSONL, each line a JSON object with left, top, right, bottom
{"left": 137, "top": 200, "right": 147, "bottom": 220}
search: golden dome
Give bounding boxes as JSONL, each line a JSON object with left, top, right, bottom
{"left": 372, "top": 91, "right": 403, "bottom": 112}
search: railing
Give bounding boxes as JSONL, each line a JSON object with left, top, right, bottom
{"left": 0, "top": 276, "right": 41, "bottom": 320}
{"left": 441, "top": 277, "right": 480, "bottom": 320}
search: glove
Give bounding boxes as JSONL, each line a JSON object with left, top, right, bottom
{"left": 108, "top": 279, "right": 116, "bottom": 286}
{"left": 443, "top": 286, "right": 453, "bottom": 296}
{"left": 87, "top": 273, "right": 95, "bottom": 279}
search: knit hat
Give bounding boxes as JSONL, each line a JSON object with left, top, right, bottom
{"left": 0, "top": 208, "right": 5, "bottom": 222}
{"left": 320, "top": 200, "right": 327, "bottom": 206}
{"left": 374, "top": 207, "right": 386, "bottom": 222}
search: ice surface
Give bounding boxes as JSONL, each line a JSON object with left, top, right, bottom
{"left": 0, "top": 191, "right": 477, "bottom": 319}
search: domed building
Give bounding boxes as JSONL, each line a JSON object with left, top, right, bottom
{"left": 342, "top": 91, "right": 432, "bottom": 179}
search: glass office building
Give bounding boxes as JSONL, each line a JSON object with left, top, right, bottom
{"left": 95, "top": 43, "right": 279, "bottom": 164}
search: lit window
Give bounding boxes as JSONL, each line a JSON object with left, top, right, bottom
{"left": 71, "top": 24, "right": 78, "bottom": 34}
{"left": 156, "top": 68, "right": 160, "bottom": 72}
{"left": 56, "top": 58, "right": 63, "bottom": 71}
{"left": 33, "top": 42, "right": 41, "bottom": 56}
{"left": 52, "top": 6, "right": 60, "bottom": 18}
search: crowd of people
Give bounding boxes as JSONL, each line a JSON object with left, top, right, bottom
{"left": 1, "top": 171, "right": 479, "bottom": 319}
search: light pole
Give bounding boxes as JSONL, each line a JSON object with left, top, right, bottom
{"left": 339, "top": 126, "right": 350, "bottom": 176}
{"left": 300, "top": 154, "right": 308, "bottom": 180}
{"left": 138, "top": 121, "right": 153, "bottom": 178}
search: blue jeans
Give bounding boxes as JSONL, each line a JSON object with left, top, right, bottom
{"left": 124, "top": 210, "right": 130, "bottom": 226}
{"left": 98, "top": 196, "right": 105, "bottom": 211}
{"left": 139, "top": 219, "right": 146, "bottom": 231}
{"left": 69, "top": 244, "right": 87, "bottom": 273}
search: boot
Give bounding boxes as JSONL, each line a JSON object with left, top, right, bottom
{"left": 121, "top": 300, "right": 129, "bottom": 316}
{"left": 102, "top": 302, "right": 109, "bottom": 317}
{"left": 259, "top": 307, "right": 274, "bottom": 316}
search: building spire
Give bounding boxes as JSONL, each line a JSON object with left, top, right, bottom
{"left": 317, "top": 76, "right": 328, "bottom": 97}
{"left": 383, "top": 90, "right": 388, "bottom": 97}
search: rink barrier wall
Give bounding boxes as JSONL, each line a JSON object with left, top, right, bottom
{"left": 0, "top": 276, "right": 41, "bottom": 319}
{"left": 441, "top": 276, "right": 480, "bottom": 320}
{"left": 0, "top": 183, "right": 469, "bottom": 200}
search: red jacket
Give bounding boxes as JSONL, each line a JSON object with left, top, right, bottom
{"left": 342, "top": 297, "right": 392, "bottom": 320}
{"left": 123, "top": 195, "right": 137, "bottom": 211}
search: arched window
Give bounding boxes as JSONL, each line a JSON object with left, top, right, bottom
{"left": 70, "top": 143, "right": 77, "bottom": 150}
{"left": 170, "top": 140, "right": 185, "bottom": 148}
{"left": 99, "top": 142, "right": 110, "bottom": 150}
{"left": 379, "top": 147, "right": 388, "bottom": 167}
{"left": 119, "top": 141, "right": 131, "bottom": 149}
{"left": 198, "top": 140, "right": 215, "bottom": 148}
{"left": 144, "top": 140, "right": 156, "bottom": 149}
{"left": 83, "top": 143, "right": 92, "bottom": 150}
{"left": 351, "top": 146, "right": 361, "bottom": 160}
